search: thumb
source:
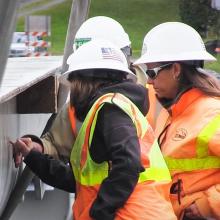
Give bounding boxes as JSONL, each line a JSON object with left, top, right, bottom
{"left": 20, "top": 137, "right": 32, "bottom": 145}
{"left": 17, "top": 139, "right": 31, "bottom": 157}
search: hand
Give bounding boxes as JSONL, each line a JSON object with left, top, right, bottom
{"left": 184, "top": 202, "right": 204, "bottom": 219}
{"left": 10, "top": 138, "right": 43, "bottom": 168}
{"left": 11, "top": 140, "right": 22, "bottom": 168}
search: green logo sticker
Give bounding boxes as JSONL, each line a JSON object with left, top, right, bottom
{"left": 74, "top": 38, "right": 92, "bottom": 49}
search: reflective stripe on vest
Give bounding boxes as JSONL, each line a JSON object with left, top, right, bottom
{"left": 139, "top": 140, "right": 172, "bottom": 182}
{"left": 164, "top": 114, "right": 220, "bottom": 171}
{"left": 70, "top": 93, "right": 171, "bottom": 186}
{"left": 68, "top": 106, "right": 77, "bottom": 136}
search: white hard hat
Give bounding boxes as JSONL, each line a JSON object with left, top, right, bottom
{"left": 73, "top": 16, "right": 131, "bottom": 51}
{"left": 134, "top": 22, "right": 216, "bottom": 65}
{"left": 61, "top": 39, "right": 135, "bottom": 83}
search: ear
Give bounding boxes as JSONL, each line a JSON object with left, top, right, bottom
{"left": 172, "top": 62, "right": 181, "bottom": 79}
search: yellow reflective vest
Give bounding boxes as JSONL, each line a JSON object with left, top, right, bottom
{"left": 70, "top": 92, "right": 176, "bottom": 220}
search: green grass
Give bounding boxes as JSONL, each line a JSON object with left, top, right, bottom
{"left": 19, "top": 0, "right": 53, "bottom": 14}
{"left": 205, "top": 54, "right": 220, "bottom": 72}
{"left": 16, "top": 0, "right": 220, "bottom": 71}
{"left": 17, "top": 0, "right": 180, "bottom": 56}
{"left": 89, "top": 0, "right": 180, "bottom": 57}
{"left": 17, "top": 0, "right": 72, "bottom": 55}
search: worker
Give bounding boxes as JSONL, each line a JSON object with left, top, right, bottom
{"left": 134, "top": 21, "right": 220, "bottom": 220}
{"left": 135, "top": 65, "right": 160, "bottom": 130}
{"left": 11, "top": 39, "right": 177, "bottom": 220}
{"left": 133, "top": 33, "right": 162, "bottom": 130}
{"left": 12, "top": 16, "right": 150, "bottom": 167}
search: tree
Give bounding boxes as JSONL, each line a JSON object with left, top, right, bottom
{"left": 179, "top": 0, "right": 219, "bottom": 38}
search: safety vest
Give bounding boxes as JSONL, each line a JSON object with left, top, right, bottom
{"left": 134, "top": 65, "right": 161, "bottom": 130}
{"left": 156, "top": 88, "right": 220, "bottom": 219}
{"left": 68, "top": 105, "right": 77, "bottom": 137}
{"left": 164, "top": 113, "right": 220, "bottom": 172}
{"left": 146, "top": 84, "right": 162, "bottom": 130}
{"left": 156, "top": 89, "right": 220, "bottom": 172}
{"left": 70, "top": 93, "right": 173, "bottom": 220}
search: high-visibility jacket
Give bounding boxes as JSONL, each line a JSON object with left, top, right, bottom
{"left": 70, "top": 93, "right": 177, "bottom": 220}
{"left": 134, "top": 65, "right": 162, "bottom": 130}
{"left": 68, "top": 105, "right": 77, "bottom": 137}
{"left": 155, "top": 88, "right": 220, "bottom": 219}
{"left": 41, "top": 103, "right": 76, "bottom": 161}
{"left": 146, "top": 84, "right": 162, "bottom": 130}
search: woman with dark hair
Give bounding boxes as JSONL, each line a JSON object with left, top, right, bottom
{"left": 135, "top": 22, "right": 220, "bottom": 220}
{"left": 11, "top": 39, "right": 176, "bottom": 220}
{"left": 11, "top": 16, "right": 139, "bottom": 168}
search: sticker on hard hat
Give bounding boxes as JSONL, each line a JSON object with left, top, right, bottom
{"left": 75, "top": 38, "right": 91, "bottom": 49}
{"left": 101, "top": 47, "right": 123, "bottom": 62}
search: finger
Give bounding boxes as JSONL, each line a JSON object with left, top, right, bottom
{"left": 185, "top": 205, "right": 195, "bottom": 218}
{"left": 12, "top": 149, "right": 22, "bottom": 168}
{"left": 9, "top": 140, "right": 24, "bottom": 168}
{"left": 15, "top": 153, "right": 23, "bottom": 168}
{"left": 11, "top": 141, "right": 20, "bottom": 156}
{"left": 185, "top": 213, "right": 196, "bottom": 219}
{"left": 20, "top": 137, "right": 32, "bottom": 145}
{"left": 184, "top": 210, "right": 194, "bottom": 218}
{"left": 191, "top": 204, "right": 202, "bottom": 218}
{"left": 185, "top": 213, "right": 198, "bottom": 219}
{"left": 17, "top": 139, "right": 29, "bottom": 151}
{"left": 11, "top": 139, "right": 27, "bottom": 156}
{"left": 185, "top": 203, "right": 202, "bottom": 219}
{"left": 16, "top": 139, "right": 32, "bottom": 157}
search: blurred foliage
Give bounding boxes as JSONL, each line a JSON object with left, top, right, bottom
{"left": 179, "top": 0, "right": 220, "bottom": 38}
{"left": 16, "top": 0, "right": 220, "bottom": 72}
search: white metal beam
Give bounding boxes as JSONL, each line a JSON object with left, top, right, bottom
{"left": 0, "top": 0, "right": 21, "bottom": 85}
{"left": 58, "top": 0, "right": 91, "bottom": 110}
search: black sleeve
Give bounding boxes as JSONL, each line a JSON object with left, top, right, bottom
{"left": 89, "top": 104, "right": 144, "bottom": 220}
{"left": 24, "top": 150, "right": 75, "bottom": 193}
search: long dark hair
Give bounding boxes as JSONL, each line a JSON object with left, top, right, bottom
{"left": 178, "top": 63, "right": 220, "bottom": 97}
{"left": 68, "top": 69, "right": 127, "bottom": 121}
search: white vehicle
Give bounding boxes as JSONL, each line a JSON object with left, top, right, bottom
{"left": 9, "top": 32, "right": 38, "bottom": 57}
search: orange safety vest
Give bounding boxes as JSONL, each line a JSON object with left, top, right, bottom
{"left": 68, "top": 106, "right": 77, "bottom": 137}
{"left": 155, "top": 88, "right": 220, "bottom": 219}
{"left": 68, "top": 85, "right": 160, "bottom": 133}
{"left": 146, "top": 84, "right": 162, "bottom": 130}
{"left": 134, "top": 65, "right": 161, "bottom": 130}
{"left": 70, "top": 93, "right": 177, "bottom": 220}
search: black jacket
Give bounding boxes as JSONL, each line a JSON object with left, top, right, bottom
{"left": 24, "top": 80, "right": 149, "bottom": 220}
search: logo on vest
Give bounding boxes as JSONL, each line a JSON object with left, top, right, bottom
{"left": 172, "top": 128, "right": 187, "bottom": 141}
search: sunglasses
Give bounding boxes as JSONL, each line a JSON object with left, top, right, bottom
{"left": 146, "top": 63, "right": 173, "bottom": 79}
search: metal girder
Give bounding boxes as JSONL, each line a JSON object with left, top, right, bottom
{"left": 0, "top": 0, "right": 21, "bottom": 86}
{"left": 57, "top": 0, "right": 91, "bottom": 110}
{"left": 0, "top": 1, "right": 91, "bottom": 219}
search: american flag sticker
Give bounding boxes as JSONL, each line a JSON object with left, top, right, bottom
{"left": 101, "top": 47, "right": 123, "bottom": 63}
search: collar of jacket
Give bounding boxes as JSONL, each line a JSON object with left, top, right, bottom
{"left": 168, "top": 88, "right": 204, "bottom": 118}
{"left": 88, "top": 80, "right": 149, "bottom": 115}
{"left": 156, "top": 86, "right": 193, "bottom": 109}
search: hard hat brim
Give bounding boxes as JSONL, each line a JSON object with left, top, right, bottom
{"left": 134, "top": 51, "right": 217, "bottom": 65}
{"left": 59, "top": 61, "right": 136, "bottom": 84}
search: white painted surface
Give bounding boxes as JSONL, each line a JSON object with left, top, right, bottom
{"left": 10, "top": 189, "right": 71, "bottom": 220}
{"left": 0, "top": 55, "right": 65, "bottom": 218}
{"left": 0, "top": 99, "right": 52, "bottom": 217}
{"left": 0, "top": 56, "right": 62, "bottom": 103}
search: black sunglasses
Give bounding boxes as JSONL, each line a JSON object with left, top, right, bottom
{"left": 146, "top": 63, "right": 173, "bottom": 79}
